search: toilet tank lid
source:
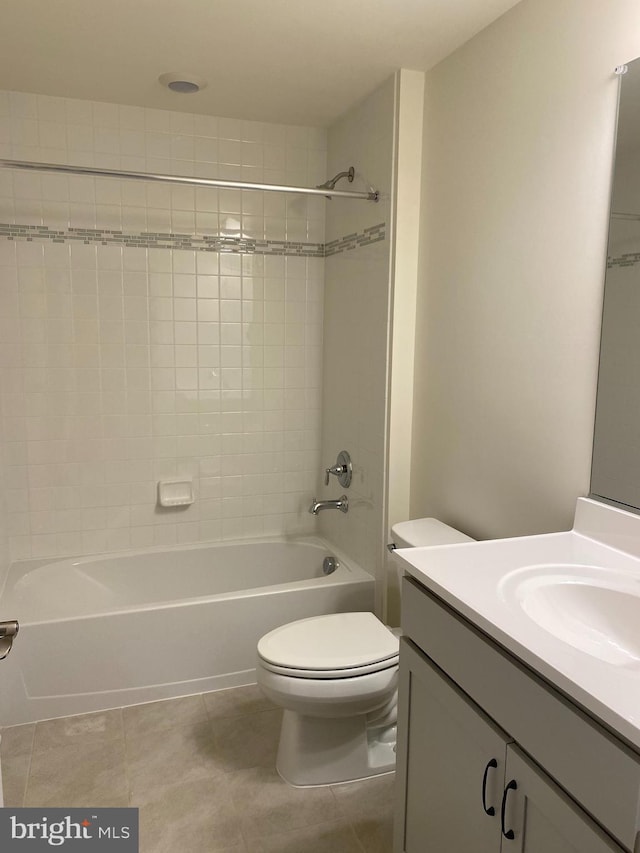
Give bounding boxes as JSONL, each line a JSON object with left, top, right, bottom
{"left": 391, "top": 517, "right": 474, "bottom": 548}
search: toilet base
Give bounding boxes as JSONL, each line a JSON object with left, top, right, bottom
{"left": 276, "top": 709, "right": 396, "bottom": 787}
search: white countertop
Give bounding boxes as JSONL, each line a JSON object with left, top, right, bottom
{"left": 394, "top": 498, "right": 640, "bottom": 752}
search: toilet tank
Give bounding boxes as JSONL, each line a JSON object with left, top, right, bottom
{"left": 386, "top": 518, "right": 474, "bottom": 628}
{"left": 390, "top": 517, "right": 474, "bottom": 549}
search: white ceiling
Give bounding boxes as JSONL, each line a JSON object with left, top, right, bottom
{"left": 0, "top": 0, "right": 522, "bottom": 127}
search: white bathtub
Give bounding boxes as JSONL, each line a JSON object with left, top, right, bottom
{"left": 0, "top": 537, "right": 374, "bottom": 726}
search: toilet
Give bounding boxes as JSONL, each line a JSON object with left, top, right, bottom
{"left": 256, "top": 517, "right": 474, "bottom": 787}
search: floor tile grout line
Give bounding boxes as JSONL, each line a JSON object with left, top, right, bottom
{"left": 348, "top": 821, "right": 370, "bottom": 853}
{"left": 19, "top": 723, "right": 37, "bottom": 808}
{"left": 119, "top": 705, "right": 137, "bottom": 807}
{"left": 22, "top": 744, "right": 34, "bottom": 808}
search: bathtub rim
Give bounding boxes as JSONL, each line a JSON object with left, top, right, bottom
{"left": 0, "top": 533, "right": 373, "bottom": 627}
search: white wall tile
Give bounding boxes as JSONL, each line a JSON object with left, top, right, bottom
{"left": 0, "top": 90, "right": 327, "bottom": 562}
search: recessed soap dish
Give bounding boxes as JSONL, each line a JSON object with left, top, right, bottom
{"left": 157, "top": 479, "right": 194, "bottom": 508}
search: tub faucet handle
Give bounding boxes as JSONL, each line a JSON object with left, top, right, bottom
{"left": 325, "top": 464, "right": 342, "bottom": 485}
{"left": 324, "top": 450, "right": 352, "bottom": 488}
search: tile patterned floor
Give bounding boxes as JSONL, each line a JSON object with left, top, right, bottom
{"left": 0, "top": 686, "right": 394, "bottom": 852}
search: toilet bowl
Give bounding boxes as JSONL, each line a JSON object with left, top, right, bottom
{"left": 256, "top": 518, "right": 474, "bottom": 787}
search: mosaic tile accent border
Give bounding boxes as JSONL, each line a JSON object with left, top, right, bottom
{"left": 324, "top": 223, "right": 386, "bottom": 257}
{"left": 0, "top": 222, "right": 386, "bottom": 258}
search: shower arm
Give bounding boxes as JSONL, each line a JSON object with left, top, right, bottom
{"left": 316, "top": 166, "right": 355, "bottom": 191}
{"left": 316, "top": 165, "right": 357, "bottom": 199}
{"left": 0, "top": 158, "right": 379, "bottom": 202}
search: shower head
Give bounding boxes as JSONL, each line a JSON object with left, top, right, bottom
{"left": 316, "top": 166, "right": 355, "bottom": 196}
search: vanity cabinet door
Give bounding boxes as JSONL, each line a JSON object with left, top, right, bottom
{"left": 501, "top": 745, "right": 625, "bottom": 853}
{"left": 394, "top": 638, "right": 511, "bottom": 853}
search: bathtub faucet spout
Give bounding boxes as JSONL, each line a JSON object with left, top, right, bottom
{"left": 309, "top": 496, "right": 349, "bottom": 515}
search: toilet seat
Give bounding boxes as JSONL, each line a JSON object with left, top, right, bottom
{"left": 259, "top": 656, "right": 399, "bottom": 679}
{"left": 257, "top": 612, "right": 399, "bottom": 680}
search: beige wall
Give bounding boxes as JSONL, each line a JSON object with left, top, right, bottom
{"left": 411, "top": 0, "right": 640, "bottom": 539}
{"left": 385, "top": 70, "right": 425, "bottom": 625}
{"left": 387, "top": 70, "right": 425, "bottom": 532}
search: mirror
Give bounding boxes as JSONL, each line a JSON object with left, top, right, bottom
{"left": 591, "top": 59, "right": 640, "bottom": 511}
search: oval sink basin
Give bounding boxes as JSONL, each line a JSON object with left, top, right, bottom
{"left": 499, "top": 565, "right": 640, "bottom": 667}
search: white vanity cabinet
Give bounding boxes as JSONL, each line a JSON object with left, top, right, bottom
{"left": 503, "top": 746, "right": 623, "bottom": 853}
{"left": 394, "top": 577, "right": 639, "bottom": 853}
{"left": 396, "top": 638, "right": 510, "bottom": 853}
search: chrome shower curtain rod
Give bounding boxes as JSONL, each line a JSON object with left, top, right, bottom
{"left": 0, "top": 159, "right": 379, "bottom": 202}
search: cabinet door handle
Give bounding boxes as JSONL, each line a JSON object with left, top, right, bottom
{"left": 481, "top": 758, "right": 498, "bottom": 816}
{"left": 500, "top": 779, "right": 518, "bottom": 840}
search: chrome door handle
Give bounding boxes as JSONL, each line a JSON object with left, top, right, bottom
{"left": 0, "top": 620, "right": 19, "bottom": 660}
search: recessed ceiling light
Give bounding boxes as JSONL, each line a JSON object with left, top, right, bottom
{"left": 158, "top": 72, "right": 207, "bottom": 94}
